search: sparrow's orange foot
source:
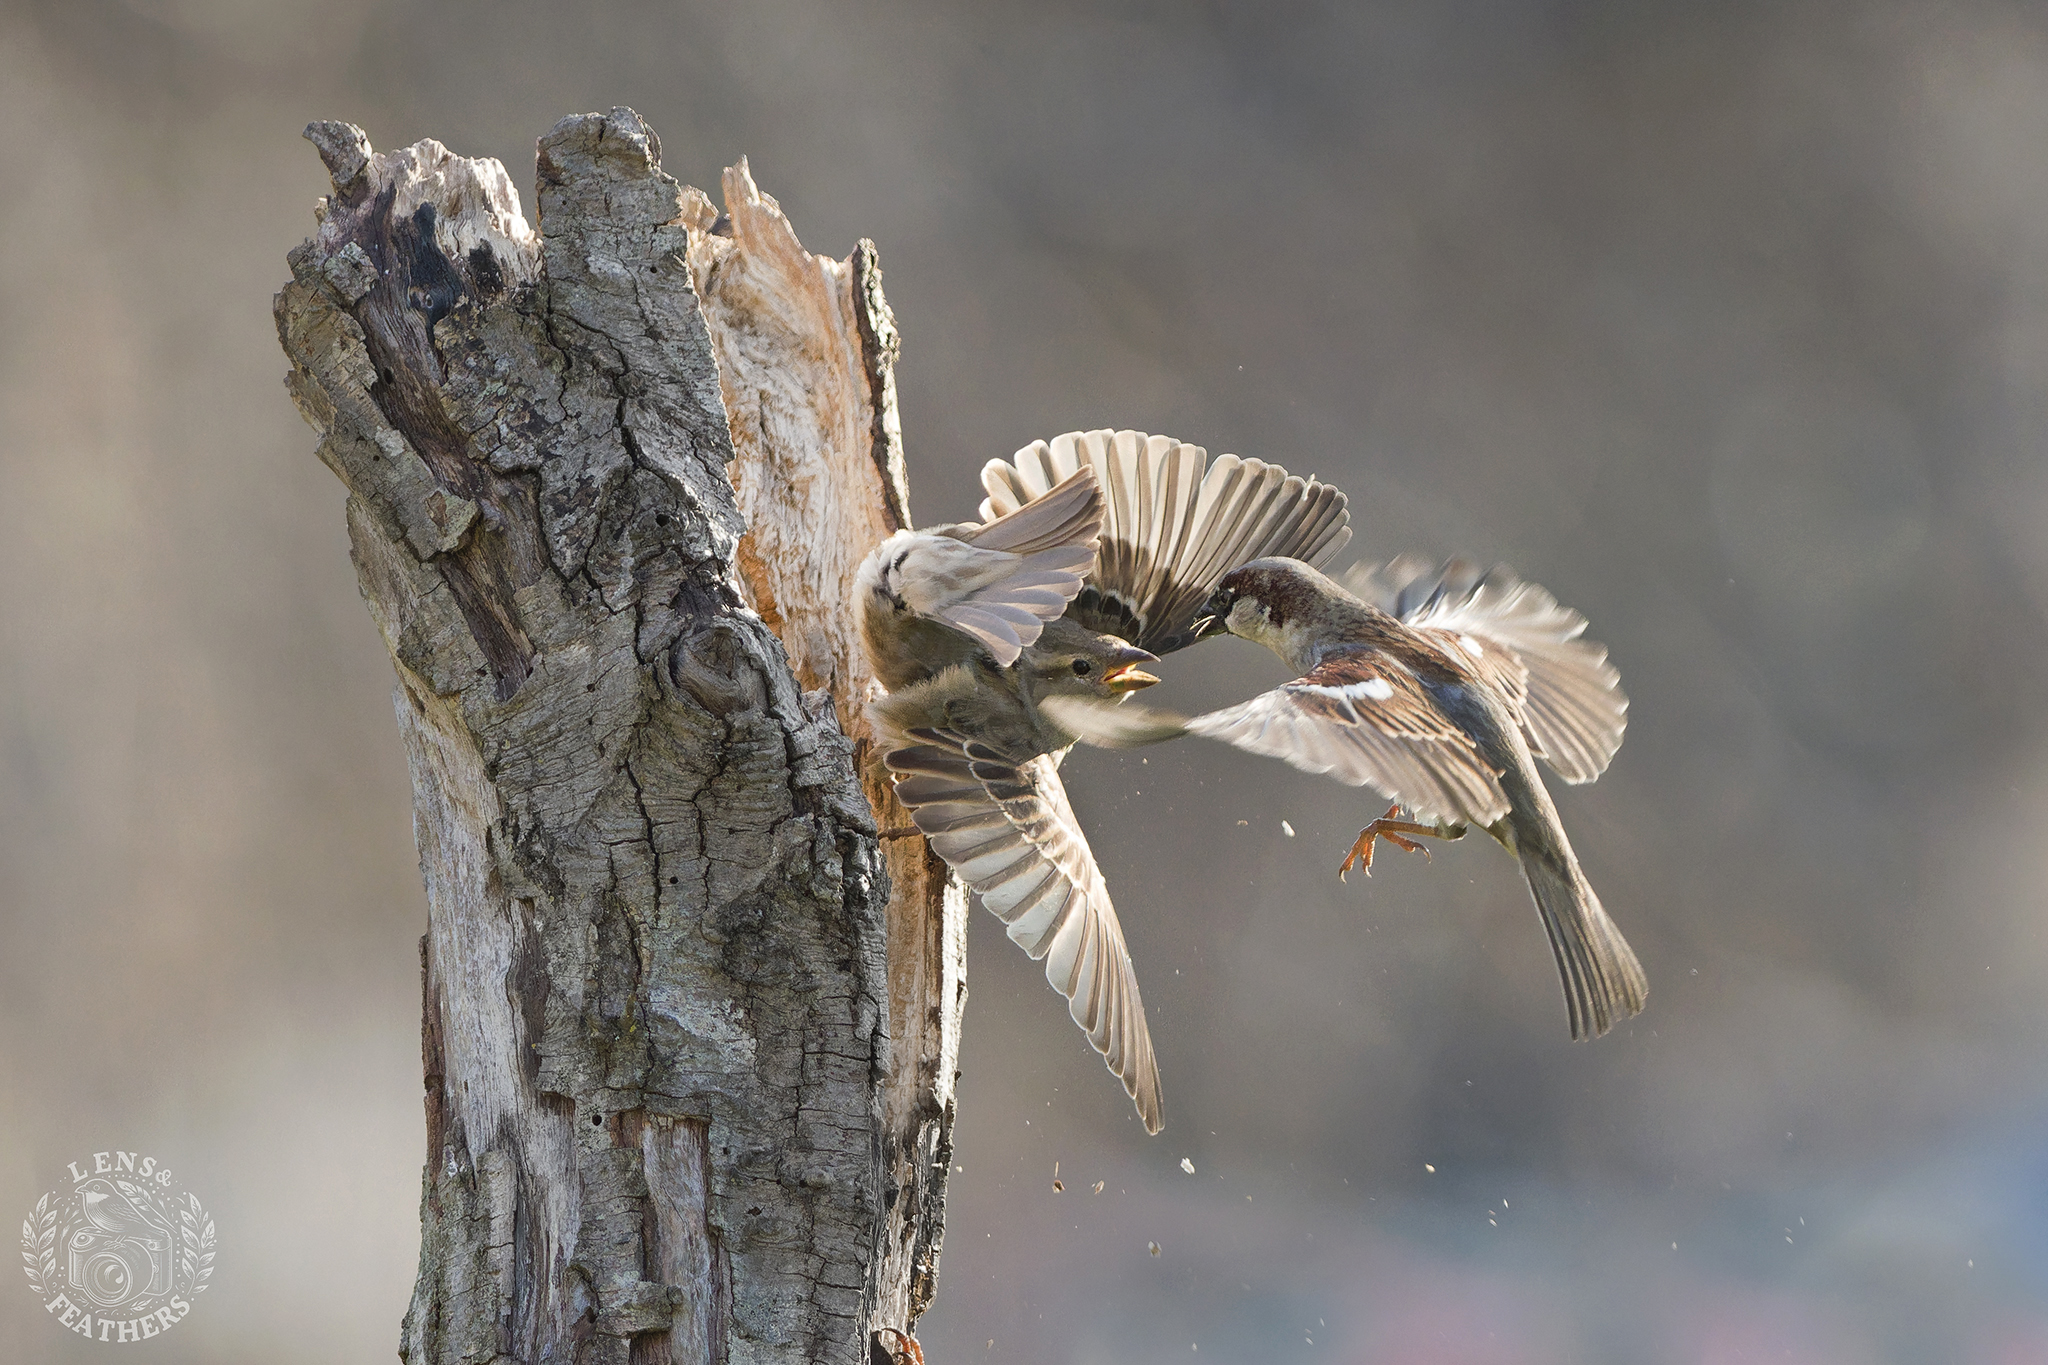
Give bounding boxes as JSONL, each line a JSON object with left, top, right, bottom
{"left": 871, "top": 1327, "right": 925, "bottom": 1365}
{"left": 1339, "top": 804, "right": 1450, "bottom": 880}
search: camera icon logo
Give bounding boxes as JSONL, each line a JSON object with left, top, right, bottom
{"left": 19, "top": 1151, "right": 215, "bottom": 1344}
{"left": 66, "top": 1179, "right": 176, "bottom": 1310}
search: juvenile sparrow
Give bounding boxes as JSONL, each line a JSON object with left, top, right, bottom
{"left": 856, "top": 431, "right": 1352, "bottom": 1131}
{"left": 1048, "top": 555, "right": 1645, "bottom": 1040}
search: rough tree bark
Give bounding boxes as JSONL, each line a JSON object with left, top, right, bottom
{"left": 274, "top": 107, "right": 959, "bottom": 1365}
{"left": 678, "top": 162, "right": 966, "bottom": 1331}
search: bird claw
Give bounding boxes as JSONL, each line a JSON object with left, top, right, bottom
{"left": 870, "top": 1327, "right": 925, "bottom": 1365}
{"left": 1339, "top": 804, "right": 1442, "bottom": 880}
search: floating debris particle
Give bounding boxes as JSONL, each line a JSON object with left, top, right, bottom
{"left": 1148, "top": 1241, "right": 1161, "bottom": 1256}
{"left": 1281, "top": 820, "right": 1296, "bottom": 837}
{"left": 1424, "top": 1164, "right": 1435, "bottom": 1173}
{"left": 1180, "top": 1158, "right": 1195, "bottom": 1174}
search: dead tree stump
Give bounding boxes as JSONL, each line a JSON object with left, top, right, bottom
{"left": 274, "top": 106, "right": 960, "bottom": 1365}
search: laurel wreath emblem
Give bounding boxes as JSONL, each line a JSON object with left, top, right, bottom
{"left": 177, "top": 1193, "right": 215, "bottom": 1294}
{"left": 20, "top": 1181, "right": 216, "bottom": 1310}
{"left": 19, "top": 1192, "right": 58, "bottom": 1300}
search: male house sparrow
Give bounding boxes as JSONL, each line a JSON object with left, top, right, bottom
{"left": 1049, "top": 555, "right": 1646, "bottom": 1040}
{"left": 856, "top": 431, "right": 1351, "bottom": 1131}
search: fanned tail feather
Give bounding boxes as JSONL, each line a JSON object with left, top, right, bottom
{"left": 980, "top": 429, "right": 1352, "bottom": 655}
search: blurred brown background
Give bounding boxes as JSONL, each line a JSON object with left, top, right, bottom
{"left": 4, "top": 1, "right": 2047, "bottom": 1361}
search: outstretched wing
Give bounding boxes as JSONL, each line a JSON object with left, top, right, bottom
{"left": 886, "top": 729, "right": 1163, "bottom": 1134}
{"left": 979, "top": 430, "right": 1351, "bottom": 655}
{"left": 857, "top": 465, "right": 1103, "bottom": 672}
{"left": 1345, "top": 557, "right": 1627, "bottom": 783}
{"left": 1183, "top": 653, "right": 1511, "bottom": 828}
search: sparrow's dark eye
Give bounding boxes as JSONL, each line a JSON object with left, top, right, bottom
{"left": 1072, "top": 659, "right": 1093, "bottom": 677}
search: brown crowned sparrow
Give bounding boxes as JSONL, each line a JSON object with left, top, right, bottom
{"left": 1047, "top": 554, "right": 1645, "bottom": 1040}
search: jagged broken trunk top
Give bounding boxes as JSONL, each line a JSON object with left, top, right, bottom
{"left": 275, "top": 108, "right": 958, "bottom": 1364}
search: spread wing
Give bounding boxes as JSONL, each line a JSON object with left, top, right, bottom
{"left": 886, "top": 729, "right": 1163, "bottom": 1133}
{"left": 1186, "top": 653, "right": 1511, "bottom": 827}
{"left": 857, "top": 465, "right": 1103, "bottom": 669}
{"left": 1345, "top": 557, "right": 1627, "bottom": 783}
{"left": 979, "top": 430, "right": 1351, "bottom": 655}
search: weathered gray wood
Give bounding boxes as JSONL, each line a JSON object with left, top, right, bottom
{"left": 680, "top": 163, "right": 965, "bottom": 1329}
{"left": 275, "top": 107, "right": 947, "bottom": 1364}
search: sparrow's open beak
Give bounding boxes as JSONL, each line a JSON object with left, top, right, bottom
{"left": 1105, "top": 663, "right": 1160, "bottom": 692}
{"left": 1103, "top": 644, "right": 1161, "bottom": 692}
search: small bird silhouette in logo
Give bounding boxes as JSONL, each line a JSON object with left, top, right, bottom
{"left": 69, "top": 1178, "right": 176, "bottom": 1305}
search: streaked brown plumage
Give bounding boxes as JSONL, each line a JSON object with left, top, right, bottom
{"left": 1050, "top": 555, "right": 1646, "bottom": 1041}
{"left": 853, "top": 431, "right": 1353, "bottom": 1132}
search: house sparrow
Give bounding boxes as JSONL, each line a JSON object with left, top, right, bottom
{"left": 856, "top": 430, "right": 1352, "bottom": 1131}
{"left": 1047, "top": 555, "right": 1645, "bottom": 1041}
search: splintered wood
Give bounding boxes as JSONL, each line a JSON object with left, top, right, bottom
{"left": 683, "top": 159, "right": 964, "bottom": 1326}
{"left": 276, "top": 107, "right": 956, "bottom": 1364}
